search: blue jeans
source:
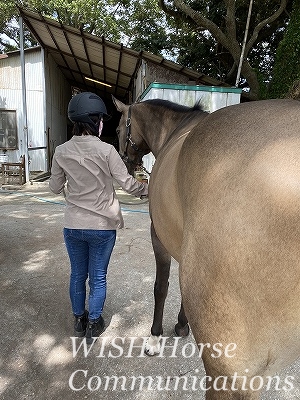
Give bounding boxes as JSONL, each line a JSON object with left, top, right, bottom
{"left": 63, "top": 228, "right": 116, "bottom": 321}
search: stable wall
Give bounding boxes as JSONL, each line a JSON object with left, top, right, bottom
{"left": 0, "top": 47, "right": 46, "bottom": 171}
{"left": 0, "top": 47, "right": 70, "bottom": 174}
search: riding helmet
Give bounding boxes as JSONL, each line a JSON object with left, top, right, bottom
{"left": 68, "top": 92, "right": 111, "bottom": 129}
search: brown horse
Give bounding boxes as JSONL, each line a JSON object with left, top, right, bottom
{"left": 113, "top": 96, "right": 300, "bottom": 399}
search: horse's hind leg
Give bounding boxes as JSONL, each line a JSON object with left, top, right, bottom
{"left": 175, "top": 302, "right": 189, "bottom": 337}
{"left": 205, "top": 388, "right": 261, "bottom": 400}
{"left": 145, "top": 223, "right": 189, "bottom": 355}
{"left": 145, "top": 223, "right": 170, "bottom": 355}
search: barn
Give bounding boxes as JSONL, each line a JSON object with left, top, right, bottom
{"left": 0, "top": 7, "right": 241, "bottom": 183}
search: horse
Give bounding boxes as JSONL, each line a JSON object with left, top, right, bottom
{"left": 112, "top": 96, "right": 300, "bottom": 399}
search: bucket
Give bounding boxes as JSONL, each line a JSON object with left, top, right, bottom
{"left": 0, "top": 153, "right": 8, "bottom": 165}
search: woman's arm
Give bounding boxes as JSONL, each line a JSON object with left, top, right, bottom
{"left": 49, "top": 155, "right": 66, "bottom": 194}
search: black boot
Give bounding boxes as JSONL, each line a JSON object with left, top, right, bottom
{"left": 85, "top": 316, "right": 105, "bottom": 344}
{"left": 74, "top": 310, "right": 88, "bottom": 337}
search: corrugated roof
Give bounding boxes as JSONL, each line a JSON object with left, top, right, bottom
{"left": 19, "top": 7, "right": 224, "bottom": 102}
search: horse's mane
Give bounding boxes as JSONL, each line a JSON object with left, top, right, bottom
{"left": 142, "top": 98, "right": 204, "bottom": 113}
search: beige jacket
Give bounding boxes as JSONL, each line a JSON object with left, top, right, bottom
{"left": 49, "top": 135, "right": 148, "bottom": 229}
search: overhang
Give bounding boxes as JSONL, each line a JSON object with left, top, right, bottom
{"left": 18, "top": 7, "right": 225, "bottom": 103}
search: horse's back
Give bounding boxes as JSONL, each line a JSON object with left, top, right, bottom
{"left": 177, "top": 99, "right": 300, "bottom": 379}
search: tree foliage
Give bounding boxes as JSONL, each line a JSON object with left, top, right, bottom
{"left": 100, "top": 0, "right": 172, "bottom": 55}
{"left": 159, "top": 0, "right": 292, "bottom": 100}
{"left": 0, "top": 0, "right": 294, "bottom": 100}
{"left": 268, "top": 1, "right": 300, "bottom": 98}
{"left": 0, "top": 0, "right": 169, "bottom": 50}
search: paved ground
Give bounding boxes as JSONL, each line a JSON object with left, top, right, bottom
{"left": 0, "top": 182, "right": 299, "bottom": 400}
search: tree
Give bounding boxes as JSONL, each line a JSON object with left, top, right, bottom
{"left": 159, "top": 0, "right": 292, "bottom": 100}
{"left": 0, "top": 0, "right": 170, "bottom": 54}
{"left": 118, "top": 0, "right": 173, "bottom": 55}
{"left": 268, "top": 0, "right": 300, "bottom": 98}
{"left": 0, "top": 1, "right": 21, "bottom": 50}
{"left": 0, "top": 0, "right": 293, "bottom": 100}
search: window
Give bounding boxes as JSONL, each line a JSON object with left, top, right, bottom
{"left": 0, "top": 110, "right": 18, "bottom": 149}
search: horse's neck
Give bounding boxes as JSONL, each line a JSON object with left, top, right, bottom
{"left": 145, "top": 112, "right": 205, "bottom": 157}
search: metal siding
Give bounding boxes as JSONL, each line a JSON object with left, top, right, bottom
{"left": 0, "top": 48, "right": 71, "bottom": 172}
{"left": 0, "top": 49, "right": 46, "bottom": 171}
{"left": 141, "top": 83, "right": 241, "bottom": 113}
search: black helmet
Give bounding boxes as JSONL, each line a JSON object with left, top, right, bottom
{"left": 68, "top": 92, "right": 111, "bottom": 127}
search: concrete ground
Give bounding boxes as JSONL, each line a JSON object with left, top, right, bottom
{"left": 0, "top": 181, "right": 299, "bottom": 400}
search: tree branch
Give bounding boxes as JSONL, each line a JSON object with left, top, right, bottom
{"left": 245, "top": 0, "right": 288, "bottom": 56}
{"left": 225, "top": 0, "right": 237, "bottom": 40}
{"left": 158, "top": 0, "right": 198, "bottom": 29}
{"left": 172, "top": 0, "right": 230, "bottom": 48}
{"left": 159, "top": 0, "right": 180, "bottom": 19}
{"left": 227, "top": 62, "right": 237, "bottom": 81}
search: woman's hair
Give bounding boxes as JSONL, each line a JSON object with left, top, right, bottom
{"left": 72, "top": 114, "right": 102, "bottom": 136}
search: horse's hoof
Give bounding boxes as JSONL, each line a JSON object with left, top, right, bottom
{"left": 174, "top": 323, "right": 189, "bottom": 337}
{"left": 144, "top": 347, "right": 157, "bottom": 356}
{"left": 144, "top": 334, "right": 161, "bottom": 356}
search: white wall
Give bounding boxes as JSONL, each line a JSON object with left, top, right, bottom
{"left": 0, "top": 47, "right": 46, "bottom": 171}
{"left": 141, "top": 83, "right": 241, "bottom": 112}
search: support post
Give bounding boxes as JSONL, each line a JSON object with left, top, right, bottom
{"left": 19, "top": 16, "right": 29, "bottom": 182}
{"left": 235, "top": 0, "right": 254, "bottom": 87}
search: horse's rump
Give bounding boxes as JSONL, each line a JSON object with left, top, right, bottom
{"left": 177, "top": 99, "right": 300, "bottom": 375}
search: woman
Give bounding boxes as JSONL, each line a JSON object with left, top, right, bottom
{"left": 49, "top": 92, "right": 148, "bottom": 343}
